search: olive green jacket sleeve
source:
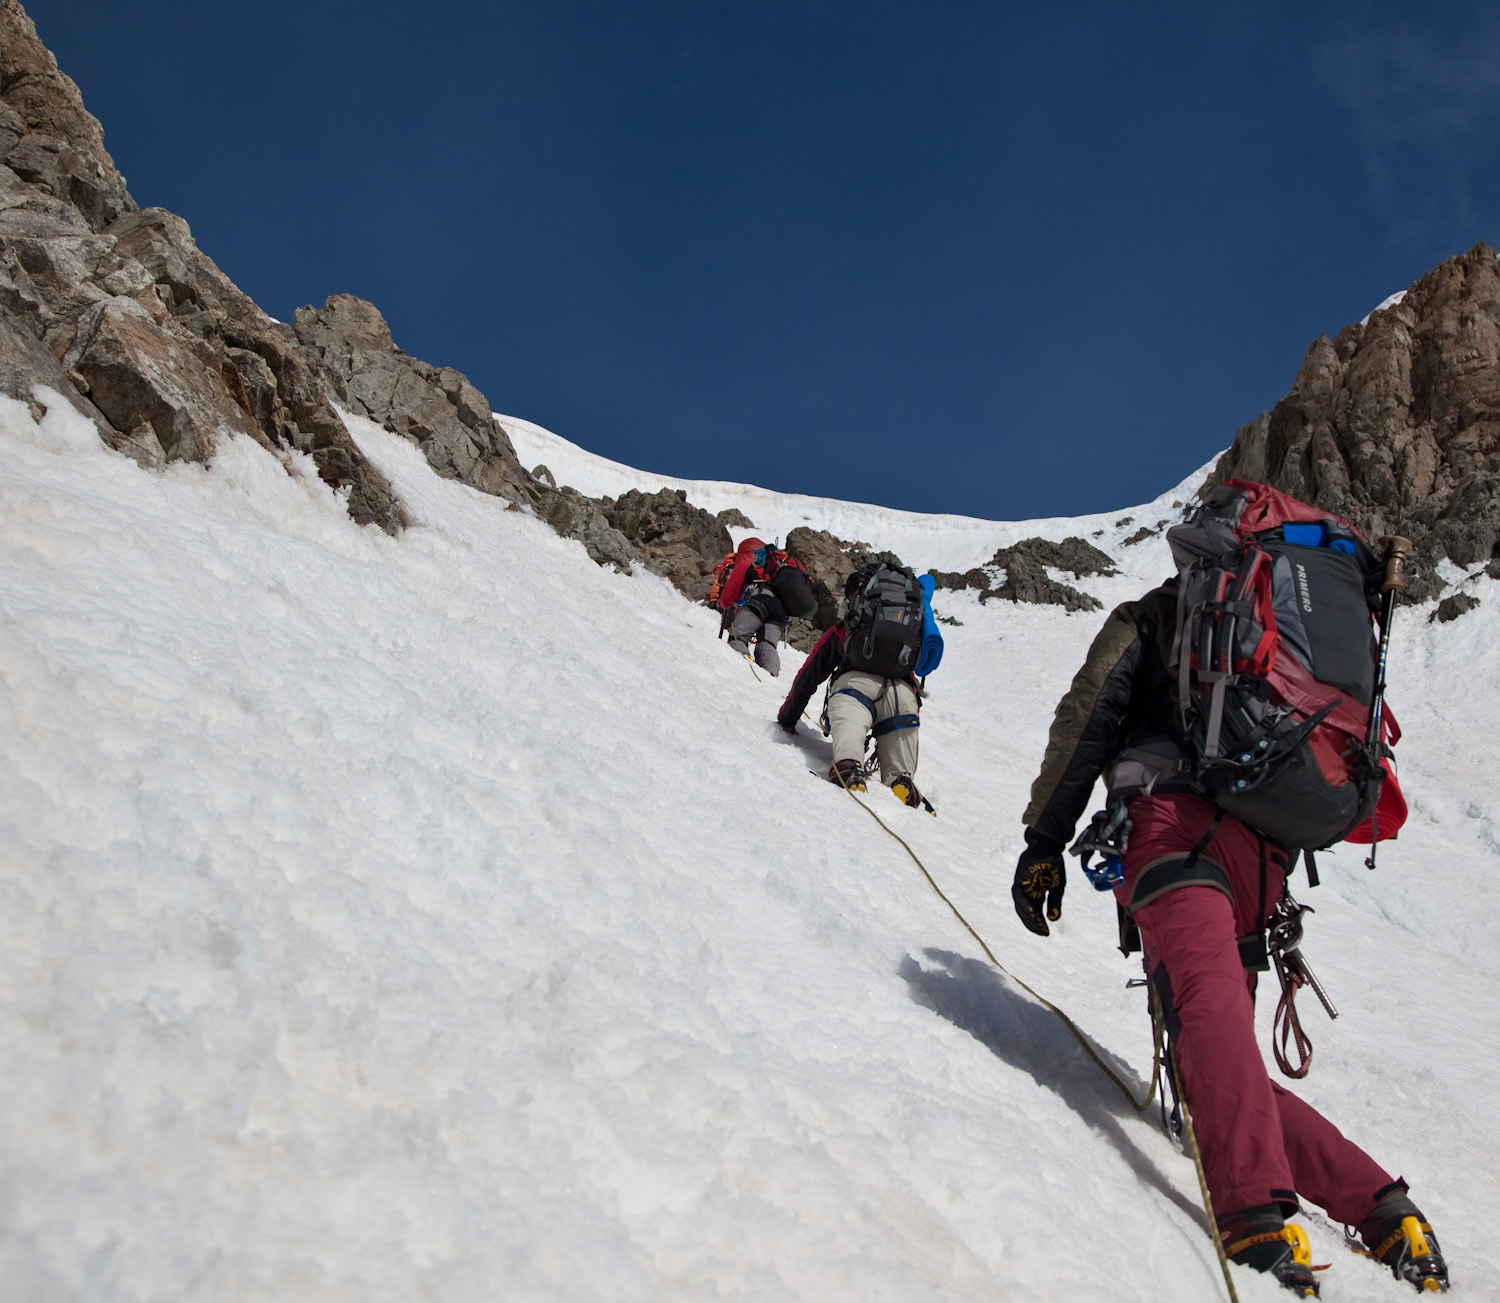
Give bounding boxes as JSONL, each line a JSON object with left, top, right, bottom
{"left": 1022, "top": 588, "right": 1177, "bottom": 851}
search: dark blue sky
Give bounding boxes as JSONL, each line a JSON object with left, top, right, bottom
{"left": 32, "top": 1, "right": 1500, "bottom": 519}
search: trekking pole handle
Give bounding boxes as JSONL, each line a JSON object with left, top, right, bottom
{"left": 1376, "top": 535, "right": 1411, "bottom": 594}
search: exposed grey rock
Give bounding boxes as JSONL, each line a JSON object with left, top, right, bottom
{"left": 535, "top": 486, "right": 636, "bottom": 572}
{"left": 531, "top": 463, "right": 557, "bottom": 488}
{"left": 1431, "top": 592, "right": 1479, "bottom": 623}
{"left": 602, "top": 487, "right": 731, "bottom": 602}
{"left": 991, "top": 536, "right": 1117, "bottom": 578}
{"left": 0, "top": 4, "right": 407, "bottom": 531}
{"left": 716, "top": 506, "right": 754, "bottom": 529}
{"left": 0, "top": 3, "right": 132, "bottom": 233}
{"left": 983, "top": 538, "right": 1108, "bottom": 612}
{"left": 783, "top": 616, "right": 820, "bottom": 651}
{"left": 292, "top": 292, "right": 533, "bottom": 506}
{"left": 71, "top": 295, "right": 263, "bottom": 462}
{"left": 1210, "top": 243, "right": 1500, "bottom": 602}
{"left": 928, "top": 567, "right": 992, "bottom": 592}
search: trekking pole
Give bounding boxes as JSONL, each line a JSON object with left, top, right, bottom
{"left": 1367, "top": 535, "right": 1410, "bottom": 752}
{"left": 1364, "top": 535, "right": 1410, "bottom": 870}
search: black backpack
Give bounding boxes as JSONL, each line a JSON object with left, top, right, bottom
{"left": 1165, "top": 480, "right": 1392, "bottom": 850}
{"left": 769, "top": 551, "right": 818, "bottom": 619}
{"left": 842, "top": 563, "right": 924, "bottom": 678}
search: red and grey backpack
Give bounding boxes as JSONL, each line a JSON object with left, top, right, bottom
{"left": 1166, "top": 479, "right": 1404, "bottom": 850}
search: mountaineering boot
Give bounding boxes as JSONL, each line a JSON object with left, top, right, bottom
{"left": 890, "top": 773, "right": 921, "bottom": 808}
{"left": 829, "top": 759, "right": 866, "bottom": 792}
{"left": 1222, "top": 1209, "right": 1322, "bottom": 1297}
{"left": 1351, "top": 1187, "right": 1449, "bottom": 1293}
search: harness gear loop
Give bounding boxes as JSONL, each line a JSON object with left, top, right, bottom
{"left": 1268, "top": 889, "right": 1338, "bottom": 1078}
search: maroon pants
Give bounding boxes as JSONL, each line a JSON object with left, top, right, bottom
{"left": 1116, "top": 793, "right": 1393, "bottom": 1223}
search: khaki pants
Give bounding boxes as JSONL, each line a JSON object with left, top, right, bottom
{"left": 826, "top": 670, "right": 919, "bottom": 785}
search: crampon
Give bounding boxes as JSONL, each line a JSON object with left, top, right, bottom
{"left": 1350, "top": 1214, "right": 1449, "bottom": 1293}
{"left": 1226, "top": 1220, "right": 1326, "bottom": 1297}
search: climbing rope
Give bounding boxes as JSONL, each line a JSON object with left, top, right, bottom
{"left": 828, "top": 776, "right": 1255, "bottom": 1300}
{"left": 1174, "top": 1053, "right": 1242, "bottom": 1303}
{"left": 832, "top": 779, "right": 1161, "bottom": 1113}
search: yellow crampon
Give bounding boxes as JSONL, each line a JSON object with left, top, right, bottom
{"left": 1224, "top": 1224, "right": 1325, "bottom": 1298}
{"left": 1282, "top": 1224, "right": 1325, "bottom": 1273}
{"left": 1351, "top": 1216, "right": 1449, "bottom": 1293}
{"left": 1394, "top": 1218, "right": 1447, "bottom": 1294}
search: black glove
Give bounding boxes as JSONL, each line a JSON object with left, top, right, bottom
{"left": 1012, "top": 836, "right": 1066, "bottom": 937}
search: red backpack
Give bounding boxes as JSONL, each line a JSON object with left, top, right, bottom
{"left": 1166, "top": 480, "right": 1404, "bottom": 850}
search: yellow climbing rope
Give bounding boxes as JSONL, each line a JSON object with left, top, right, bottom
{"left": 832, "top": 777, "right": 1249, "bottom": 1301}
{"left": 833, "top": 778, "right": 1160, "bottom": 1113}
{"left": 1175, "top": 1054, "right": 1242, "bottom": 1303}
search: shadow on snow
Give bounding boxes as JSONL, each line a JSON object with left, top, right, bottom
{"left": 900, "top": 947, "right": 1202, "bottom": 1223}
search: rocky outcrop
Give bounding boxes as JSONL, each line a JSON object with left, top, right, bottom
{"left": 716, "top": 506, "right": 754, "bottom": 529}
{"left": 292, "top": 293, "right": 533, "bottom": 504}
{"left": 534, "top": 487, "right": 637, "bottom": 573}
{"left": 602, "top": 487, "right": 732, "bottom": 602}
{"left": 1210, "top": 244, "right": 1500, "bottom": 601}
{"left": 930, "top": 537, "right": 1115, "bottom": 612}
{"left": 0, "top": 2, "right": 406, "bottom": 530}
{"left": 776, "top": 528, "right": 921, "bottom": 650}
{"left": 1432, "top": 592, "right": 1479, "bottom": 623}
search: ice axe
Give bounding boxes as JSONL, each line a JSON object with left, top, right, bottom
{"left": 1363, "top": 535, "right": 1410, "bottom": 870}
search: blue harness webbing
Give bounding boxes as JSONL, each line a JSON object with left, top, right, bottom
{"left": 832, "top": 686, "right": 880, "bottom": 718}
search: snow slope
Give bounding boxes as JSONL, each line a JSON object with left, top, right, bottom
{"left": 2, "top": 394, "right": 1497, "bottom": 1302}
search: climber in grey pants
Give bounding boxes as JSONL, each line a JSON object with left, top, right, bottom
{"left": 726, "top": 586, "right": 786, "bottom": 676}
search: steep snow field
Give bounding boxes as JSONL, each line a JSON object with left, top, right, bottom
{"left": 2, "top": 394, "right": 1498, "bottom": 1301}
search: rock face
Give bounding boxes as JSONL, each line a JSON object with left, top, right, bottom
{"left": 785, "top": 526, "right": 857, "bottom": 633}
{"left": 602, "top": 488, "right": 732, "bottom": 602}
{"left": 1210, "top": 244, "right": 1500, "bottom": 601}
{"left": 0, "top": 1, "right": 406, "bottom": 530}
{"left": 534, "top": 487, "right": 637, "bottom": 573}
{"left": 930, "top": 537, "right": 1115, "bottom": 612}
{"left": 0, "top": 1, "right": 749, "bottom": 585}
{"left": 292, "top": 293, "right": 533, "bottom": 504}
